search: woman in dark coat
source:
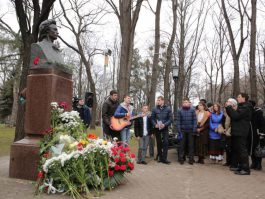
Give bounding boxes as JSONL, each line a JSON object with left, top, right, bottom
{"left": 248, "top": 100, "right": 265, "bottom": 170}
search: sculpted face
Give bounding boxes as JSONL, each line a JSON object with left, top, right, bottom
{"left": 47, "top": 24, "right": 59, "bottom": 41}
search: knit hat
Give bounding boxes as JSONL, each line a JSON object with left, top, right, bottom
{"left": 227, "top": 98, "right": 237, "bottom": 106}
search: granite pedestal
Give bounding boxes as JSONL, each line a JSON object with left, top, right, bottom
{"left": 9, "top": 68, "right": 72, "bottom": 181}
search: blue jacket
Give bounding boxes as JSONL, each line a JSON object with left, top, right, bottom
{"left": 209, "top": 111, "right": 224, "bottom": 140}
{"left": 114, "top": 102, "right": 134, "bottom": 128}
{"left": 151, "top": 105, "right": 172, "bottom": 130}
{"left": 176, "top": 107, "right": 197, "bottom": 133}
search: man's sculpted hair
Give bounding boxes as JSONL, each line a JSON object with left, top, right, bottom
{"left": 39, "top": 19, "right": 57, "bottom": 41}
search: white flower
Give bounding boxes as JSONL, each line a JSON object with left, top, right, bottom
{"left": 51, "top": 102, "right": 58, "bottom": 108}
{"left": 59, "top": 135, "right": 73, "bottom": 144}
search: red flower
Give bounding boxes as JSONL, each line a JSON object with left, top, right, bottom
{"left": 33, "top": 56, "right": 40, "bottom": 65}
{"left": 112, "top": 150, "right": 118, "bottom": 156}
{"left": 87, "top": 133, "right": 98, "bottom": 140}
{"left": 37, "top": 171, "right": 44, "bottom": 178}
{"left": 114, "top": 165, "right": 120, "bottom": 171}
{"left": 77, "top": 143, "right": 83, "bottom": 151}
{"left": 120, "top": 165, "right": 126, "bottom": 171}
{"left": 121, "top": 157, "right": 126, "bottom": 163}
{"left": 114, "top": 158, "right": 119, "bottom": 163}
{"left": 118, "top": 145, "right": 124, "bottom": 150}
{"left": 59, "top": 101, "right": 68, "bottom": 110}
{"left": 123, "top": 147, "right": 129, "bottom": 152}
{"left": 108, "top": 170, "right": 114, "bottom": 177}
{"left": 128, "top": 162, "right": 134, "bottom": 170}
{"left": 119, "top": 152, "right": 125, "bottom": 157}
{"left": 43, "top": 152, "right": 49, "bottom": 158}
{"left": 130, "top": 153, "right": 136, "bottom": 158}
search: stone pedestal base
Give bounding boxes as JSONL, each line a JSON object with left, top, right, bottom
{"left": 9, "top": 68, "right": 72, "bottom": 181}
{"left": 9, "top": 136, "right": 40, "bottom": 181}
{"left": 25, "top": 69, "right": 73, "bottom": 135}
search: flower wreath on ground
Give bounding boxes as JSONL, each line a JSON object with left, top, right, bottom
{"left": 35, "top": 102, "right": 135, "bottom": 198}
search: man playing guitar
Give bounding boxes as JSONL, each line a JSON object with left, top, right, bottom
{"left": 113, "top": 94, "right": 135, "bottom": 145}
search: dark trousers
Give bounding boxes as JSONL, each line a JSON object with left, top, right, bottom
{"left": 155, "top": 130, "right": 169, "bottom": 161}
{"left": 179, "top": 131, "right": 194, "bottom": 161}
{"left": 232, "top": 136, "right": 250, "bottom": 172}
{"left": 102, "top": 123, "right": 121, "bottom": 141}
{"left": 251, "top": 155, "right": 262, "bottom": 169}
{"left": 223, "top": 136, "right": 232, "bottom": 165}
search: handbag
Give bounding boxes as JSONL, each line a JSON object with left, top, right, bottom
{"left": 216, "top": 124, "right": 225, "bottom": 134}
{"left": 254, "top": 144, "right": 265, "bottom": 158}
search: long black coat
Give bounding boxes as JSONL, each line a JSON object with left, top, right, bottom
{"left": 102, "top": 97, "right": 119, "bottom": 126}
{"left": 134, "top": 116, "right": 153, "bottom": 137}
{"left": 248, "top": 107, "right": 265, "bottom": 155}
{"left": 225, "top": 102, "right": 252, "bottom": 137}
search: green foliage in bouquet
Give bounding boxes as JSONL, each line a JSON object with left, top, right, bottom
{"left": 35, "top": 102, "right": 135, "bottom": 198}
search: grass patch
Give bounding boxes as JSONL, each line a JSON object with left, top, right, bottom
{"left": 0, "top": 125, "right": 15, "bottom": 157}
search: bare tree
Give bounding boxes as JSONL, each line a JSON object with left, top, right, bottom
{"left": 175, "top": 0, "right": 208, "bottom": 106}
{"left": 59, "top": 0, "right": 105, "bottom": 129}
{"left": 220, "top": 0, "right": 249, "bottom": 97}
{"left": 164, "top": 0, "right": 178, "bottom": 104}
{"left": 105, "top": 0, "right": 143, "bottom": 99}
{"left": 148, "top": 0, "right": 162, "bottom": 108}
{"left": 242, "top": 0, "right": 257, "bottom": 101}
{"left": 11, "top": 0, "right": 56, "bottom": 141}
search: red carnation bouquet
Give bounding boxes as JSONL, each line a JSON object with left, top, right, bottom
{"left": 106, "top": 144, "right": 135, "bottom": 187}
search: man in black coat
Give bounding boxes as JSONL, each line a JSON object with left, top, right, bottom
{"left": 134, "top": 105, "right": 153, "bottom": 164}
{"left": 151, "top": 96, "right": 173, "bottom": 164}
{"left": 74, "top": 98, "right": 91, "bottom": 128}
{"left": 225, "top": 93, "right": 252, "bottom": 175}
{"left": 102, "top": 90, "right": 120, "bottom": 140}
{"left": 248, "top": 100, "right": 265, "bottom": 170}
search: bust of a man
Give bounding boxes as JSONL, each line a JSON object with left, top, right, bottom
{"left": 30, "top": 19, "right": 72, "bottom": 74}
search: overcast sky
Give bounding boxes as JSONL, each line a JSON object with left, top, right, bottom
{"left": 1, "top": 0, "right": 265, "bottom": 103}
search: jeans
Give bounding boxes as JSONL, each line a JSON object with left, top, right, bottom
{"left": 148, "top": 136, "right": 155, "bottom": 157}
{"left": 121, "top": 127, "right": 131, "bottom": 146}
{"left": 138, "top": 135, "right": 150, "bottom": 162}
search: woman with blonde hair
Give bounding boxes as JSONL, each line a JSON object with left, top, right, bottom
{"left": 223, "top": 98, "right": 237, "bottom": 166}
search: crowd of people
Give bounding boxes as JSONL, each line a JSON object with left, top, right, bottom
{"left": 99, "top": 90, "right": 265, "bottom": 176}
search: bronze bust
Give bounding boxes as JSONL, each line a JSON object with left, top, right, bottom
{"left": 30, "top": 19, "right": 72, "bottom": 74}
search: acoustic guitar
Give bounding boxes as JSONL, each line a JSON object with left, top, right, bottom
{"left": 110, "top": 115, "right": 142, "bottom": 131}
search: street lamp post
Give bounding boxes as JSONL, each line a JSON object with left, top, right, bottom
{"left": 103, "top": 49, "right": 112, "bottom": 97}
{"left": 172, "top": 61, "right": 179, "bottom": 135}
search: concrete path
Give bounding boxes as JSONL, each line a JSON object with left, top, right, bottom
{"left": 1, "top": 150, "right": 265, "bottom": 199}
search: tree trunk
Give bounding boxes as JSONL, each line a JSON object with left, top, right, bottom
{"left": 117, "top": 1, "right": 132, "bottom": 99}
{"left": 78, "top": 59, "right": 83, "bottom": 97}
{"left": 221, "top": 0, "right": 247, "bottom": 97}
{"left": 13, "top": 0, "right": 56, "bottom": 141}
{"left": 149, "top": 0, "right": 162, "bottom": 108}
{"left": 14, "top": 37, "right": 32, "bottom": 141}
{"left": 177, "top": 3, "right": 186, "bottom": 107}
{"left": 249, "top": 0, "right": 257, "bottom": 101}
{"left": 9, "top": 78, "right": 19, "bottom": 126}
{"left": 164, "top": 0, "right": 177, "bottom": 104}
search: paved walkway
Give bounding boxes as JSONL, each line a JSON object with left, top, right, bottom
{"left": 1, "top": 150, "right": 265, "bottom": 199}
